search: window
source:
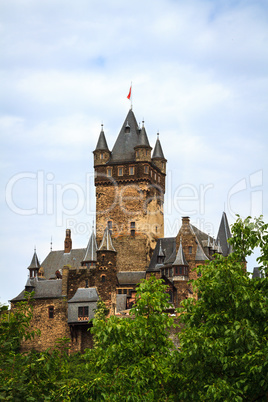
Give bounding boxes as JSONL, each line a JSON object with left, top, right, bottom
{"left": 154, "top": 173, "right": 157, "bottom": 180}
{"left": 146, "top": 150, "right": 148, "bottom": 156}
{"left": 118, "top": 167, "right": 123, "bottom": 176}
{"left": 169, "top": 268, "right": 172, "bottom": 277}
{"left": 136, "top": 151, "right": 139, "bottom": 158}
{"left": 48, "top": 306, "right": 54, "bottom": 319}
{"left": 144, "top": 166, "right": 149, "bottom": 174}
{"left": 101, "top": 275, "right": 106, "bottom": 282}
{"left": 130, "top": 221, "right": 135, "bottom": 236}
{"left": 100, "top": 153, "right": 104, "bottom": 159}
{"left": 162, "top": 162, "right": 165, "bottom": 170}
{"left": 85, "top": 279, "right": 89, "bottom": 288}
{"left": 189, "top": 246, "right": 192, "bottom": 254}
{"left": 78, "top": 306, "right": 89, "bottom": 320}
{"left": 107, "top": 168, "right": 112, "bottom": 177}
{"left": 158, "top": 176, "right": 160, "bottom": 183}
{"left": 129, "top": 166, "right": 135, "bottom": 175}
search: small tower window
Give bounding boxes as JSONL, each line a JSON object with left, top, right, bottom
{"left": 146, "top": 150, "right": 148, "bottom": 156}
{"left": 136, "top": 151, "right": 139, "bottom": 158}
{"left": 85, "top": 279, "right": 89, "bottom": 288}
{"left": 107, "top": 168, "right": 112, "bottom": 177}
{"left": 100, "top": 153, "right": 104, "bottom": 159}
{"left": 144, "top": 166, "right": 149, "bottom": 174}
{"left": 154, "top": 173, "right": 157, "bottom": 180}
{"left": 48, "top": 306, "right": 54, "bottom": 319}
{"left": 118, "top": 167, "right": 123, "bottom": 176}
{"left": 162, "top": 162, "right": 165, "bottom": 169}
{"left": 189, "top": 246, "right": 192, "bottom": 254}
{"left": 129, "top": 166, "right": 135, "bottom": 175}
{"left": 130, "top": 221, "right": 135, "bottom": 236}
{"left": 101, "top": 275, "right": 106, "bottom": 282}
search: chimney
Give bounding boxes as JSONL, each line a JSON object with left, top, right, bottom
{"left": 64, "top": 229, "right": 72, "bottom": 253}
{"left": 182, "top": 216, "right": 190, "bottom": 226}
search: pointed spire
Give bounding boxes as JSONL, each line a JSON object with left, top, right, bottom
{"left": 95, "top": 124, "right": 109, "bottom": 151}
{"left": 217, "top": 212, "right": 232, "bottom": 257}
{"left": 111, "top": 109, "right": 140, "bottom": 162}
{"left": 27, "top": 250, "right": 40, "bottom": 270}
{"left": 98, "top": 227, "right": 116, "bottom": 252}
{"left": 83, "top": 230, "right": 98, "bottom": 263}
{"left": 137, "top": 121, "right": 151, "bottom": 148}
{"left": 158, "top": 240, "right": 165, "bottom": 257}
{"left": 173, "top": 240, "right": 189, "bottom": 266}
{"left": 152, "top": 133, "right": 165, "bottom": 159}
{"left": 27, "top": 250, "right": 40, "bottom": 278}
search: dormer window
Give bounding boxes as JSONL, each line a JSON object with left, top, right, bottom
{"left": 118, "top": 167, "right": 123, "bottom": 176}
{"left": 144, "top": 166, "right": 149, "bottom": 174}
{"left": 107, "top": 168, "right": 112, "bottom": 177}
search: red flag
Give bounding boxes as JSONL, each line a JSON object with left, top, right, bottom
{"left": 127, "top": 86, "right": 131, "bottom": 100}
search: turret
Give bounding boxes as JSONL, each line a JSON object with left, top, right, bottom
{"left": 27, "top": 249, "right": 40, "bottom": 278}
{"left": 152, "top": 133, "right": 167, "bottom": 174}
{"left": 81, "top": 229, "right": 97, "bottom": 268}
{"left": 134, "top": 121, "right": 152, "bottom": 162}
{"left": 172, "top": 239, "right": 189, "bottom": 278}
{"left": 93, "top": 124, "right": 111, "bottom": 167}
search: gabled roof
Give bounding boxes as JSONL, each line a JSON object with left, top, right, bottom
{"left": 98, "top": 227, "right": 116, "bottom": 252}
{"left": 173, "top": 240, "right": 189, "bottom": 266}
{"left": 111, "top": 109, "right": 140, "bottom": 162}
{"left": 217, "top": 212, "right": 232, "bottom": 257}
{"left": 27, "top": 251, "right": 40, "bottom": 270}
{"left": 83, "top": 231, "right": 97, "bottom": 262}
{"left": 152, "top": 135, "right": 165, "bottom": 159}
{"left": 95, "top": 126, "right": 109, "bottom": 151}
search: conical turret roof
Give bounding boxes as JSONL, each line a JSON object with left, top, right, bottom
{"left": 95, "top": 125, "right": 109, "bottom": 151}
{"left": 27, "top": 251, "right": 40, "bottom": 270}
{"left": 111, "top": 109, "right": 140, "bottom": 162}
{"left": 98, "top": 227, "right": 116, "bottom": 252}
{"left": 217, "top": 212, "right": 232, "bottom": 257}
{"left": 136, "top": 122, "right": 151, "bottom": 148}
{"left": 83, "top": 230, "right": 97, "bottom": 262}
{"left": 152, "top": 135, "right": 165, "bottom": 159}
{"left": 173, "top": 240, "right": 188, "bottom": 266}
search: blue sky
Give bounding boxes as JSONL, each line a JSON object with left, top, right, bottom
{"left": 1, "top": 0, "right": 268, "bottom": 305}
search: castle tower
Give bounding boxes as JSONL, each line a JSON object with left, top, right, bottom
{"left": 94, "top": 109, "right": 167, "bottom": 272}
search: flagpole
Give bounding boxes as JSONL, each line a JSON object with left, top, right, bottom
{"left": 131, "top": 81, "right": 133, "bottom": 110}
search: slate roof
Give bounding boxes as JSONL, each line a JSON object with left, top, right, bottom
{"left": 95, "top": 126, "right": 109, "bottom": 151}
{"left": 136, "top": 124, "right": 151, "bottom": 148}
{"left": 27, "top": 251, "right": 40, "bottom": 270}
{"left": 11, "top": 278, "right": 62, "bottom": 302}
{"left": 173, "top": 240, "right": 189, "bottom": 266}
{"left": 68, "top": 288, "right": 99, "bottom": 303}
{"left": 83, "top": 231, "right": 97, "bottom": 262}
{"left": 41, "top": 248, "right": 86, "bottom": 280}
{"left": 152, "top": 135, "right": 165, "bottom": 159}
{"left": 252, "top": 267, "right": 263, "bottom": 279}
{"left": 98, "top": 227, "right": 116, "bottom": 252}
{"left": 117, "top": 271, "right": 146, "bottom": 285}
{"left": 116, "top": 294, "right": 128, "bottom": 312}
{"left": 217, "top": 212, "right": 232, "bottom": 257}
{"left": 111, "top": 109, "right": 140, "bottom": 162}
{"left": 148, "top": 237, "right": 176, "bottom": 271}
{"left": 195, "top": 243, "right": 209, "bottom": 261}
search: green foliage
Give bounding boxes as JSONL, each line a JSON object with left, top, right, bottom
{"left": 172, "top": 216, "right": 268, "bottom": 401}
{"left": 1, "top": 217, "right": 268, "bottom": 400}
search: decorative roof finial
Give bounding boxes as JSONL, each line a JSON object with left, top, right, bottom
{"left": 50, "top": 236, "right": 52, "bottom": 251}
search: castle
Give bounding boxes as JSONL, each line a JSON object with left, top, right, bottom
{"left": 11, "top": 109, "right": 232, "bottom": 353}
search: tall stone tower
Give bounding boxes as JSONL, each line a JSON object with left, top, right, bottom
{"left": 93, "top": 109, "right": 167, "bottom": 272}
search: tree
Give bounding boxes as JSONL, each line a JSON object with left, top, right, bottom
{"left": 171, "top": 216, "right": 268, "bottom": 401}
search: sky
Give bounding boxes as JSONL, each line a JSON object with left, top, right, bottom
{"left": 1, "top": 0, "right": 268, "bottom": 305}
